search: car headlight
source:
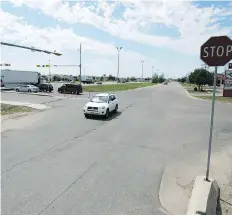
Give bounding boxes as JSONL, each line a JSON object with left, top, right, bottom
{"left": 84, "top": 105, "right": 88, "bottom": 109}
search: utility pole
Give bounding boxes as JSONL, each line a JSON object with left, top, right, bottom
{"left": 116, "top": 46, "right": 122, "bottom": 82}
{"left": 79, "top": 43, "right": 82, "bottom": 84}
{"left": 141, "top": 60, "right": 144, "bottom": 81}
{"left": 49, "top": 59, "right": 51, "bottom": 82}
{"left": 201, "top": 63, "right": 209, "bottom": 70}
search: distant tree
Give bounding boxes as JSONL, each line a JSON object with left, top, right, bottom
{"left": 178, "top": 77, "right": 187, "bottom": 83}
{"left": 108, "top": 74, "right": 113, "bottom": 80}
{"left": 126, "top": 77, "right": 130, "bottom": 82}
{"left": 100, "top": 76, "right": 104, "bottom": 81}
{"left": 53, "top": 75, "right": 59, "bottom": 81}
{"left": 152, "top": 73, "right": 159, "bottom": 83}
{"left": 188, "top": 68, "right": 213, "bottom": 91}
{"left": 130, "top": 76, "right": 136, "bottom": 81}
{"left": 158, "top": 73, "right": 166, "bottom": 83}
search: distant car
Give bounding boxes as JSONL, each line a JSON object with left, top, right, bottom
{"left": 163, "top": 81, "right": 168, "bottom": 85}
{"left": 96, "top": 82, "right": 102, "bottom": 84}
{"left": 83, "top": 93, "right": 118, "bottom": 118}
{"left": 37, "top": 83, "right": 53, "bottom": 92}
{"left": 15, "top": 84, "right": 39, "bottom": 92}
{"left": 58, "top": 84, "right": 82, "bottom": 94}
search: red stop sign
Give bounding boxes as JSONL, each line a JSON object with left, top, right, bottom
{"left": 200, "top": 36, "right": 232, "bottom": 67}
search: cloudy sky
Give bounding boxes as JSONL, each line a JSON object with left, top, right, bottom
{"left": 1, "top": 0, "right": 232, "bottom": 78}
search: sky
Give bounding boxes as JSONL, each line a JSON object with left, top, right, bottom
{"left": 0, "top": 0, "right": 232, "bottom": 78}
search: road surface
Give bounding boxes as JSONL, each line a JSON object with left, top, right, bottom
{"left": 2, "top": 83, "right": 231, "bottom": 215}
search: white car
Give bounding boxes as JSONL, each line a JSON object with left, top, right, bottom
{"left": 83, "top": 93, "right": 118, "bottom": 118}
{"left": 15, "top": 84, "right": 39, "bottom": 93}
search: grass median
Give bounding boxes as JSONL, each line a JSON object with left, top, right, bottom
{"left": 195, "top": 96, "right": 232, "bottom": 103}
{"left": 82, "top": 83, "right": 156, "bottom": 92}
{"left": 1, "top": 103, "right": 33, "bottom": 115}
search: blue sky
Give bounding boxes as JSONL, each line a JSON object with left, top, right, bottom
{"left": 1, "top": 0, "right": 232, "bottom": 78}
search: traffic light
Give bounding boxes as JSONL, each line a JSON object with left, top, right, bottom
{"left": 0, "top": 63, "right": 11, "bottom": 66}
{"left": 36, "top": 64, "right": 50, "bottom": 67}
{"left": 54, "top": 52, "right": 62, "bottom": 56}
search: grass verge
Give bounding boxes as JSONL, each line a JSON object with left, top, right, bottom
{"left": 195, "top": 96, "right": 232, "bottom": 103}
{"left": 1, "top": 103, "right": 33, "bottom": 115}
{"left": 83, "top": 83, "right": 156, "bottom": 92}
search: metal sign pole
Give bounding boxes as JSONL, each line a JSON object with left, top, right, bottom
{"left": 206, "top": 66, "right": 218, "bottom": 181}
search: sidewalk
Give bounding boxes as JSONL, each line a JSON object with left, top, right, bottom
{"left": 159, "top": 146, "right": 232, "bottom": 215}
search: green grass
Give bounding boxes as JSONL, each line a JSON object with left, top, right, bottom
{"left": 1, "top": 104, "right": 33, "bottom": 115}
{"left": 195, "top": 96, "right": 232, "bottom": 103}
{"left": 82, "top": 83, "right": 156, "bottom": 92}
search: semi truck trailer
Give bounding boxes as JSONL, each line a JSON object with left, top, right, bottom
{"left": 1, "top": 69, "right": 41, "bottom": 88}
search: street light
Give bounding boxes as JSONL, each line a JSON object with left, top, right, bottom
{"left": 116, "top": 46, "right": 122, "bottom": 82}
{"left": 152, "top": 65, "right": 154, "bottom": 78}
{"left": 141, "top": 61, "right": 144, "bottom": 81}
{"left": 78, "top": 43, "right": 82, "bottom": 84}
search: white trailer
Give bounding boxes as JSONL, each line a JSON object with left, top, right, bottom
{"left": 1, "top": 69, "right": 41, "bottom": 88}
{"left": 81, "top": 75, "right": 94, "bottom": 84}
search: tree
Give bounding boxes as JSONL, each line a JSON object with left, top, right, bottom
{"left": 158, "top": 73, "right": 165, "bottom": 83}
{"left": 178, "top": 77, "right": 187, "bottom": 83}
{"left": 130, "top": 76, "right": 136, "bottom": 81}
{"left": 100, "top": 76, "right": 104, "bottom": 81}
{"left": 188, "top": 68, "right": 213, "bottom": 91}
{"left": 53, "top": 75, "right": 61, "bottom": 82}
{"left": 152, "top": 73, "right": 159, "bottom": 83}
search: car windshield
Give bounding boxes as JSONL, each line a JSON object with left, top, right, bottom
{"left": 91, "top": 96, "right": 108, "bottom": 103}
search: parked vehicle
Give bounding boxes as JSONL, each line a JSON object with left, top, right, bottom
{"left": 83, "top": 93, "right": 118, "bottom": 118}
{"left": 15, "top": 84, "right": 39, "bottom": 93}
{"left": 96, "top": 82, "right": 102, "bottom": 84}
{"left": 81, "top": 76, "right": 94, "bottom": 84}
{"left": 58, "top": 84, "right": 82, "bottom": 94}
{"left": 1, "top": 69, "right": 41, "bottom": 88}
{"left": 37, "top": 83, "right": 53, "bottom": 92}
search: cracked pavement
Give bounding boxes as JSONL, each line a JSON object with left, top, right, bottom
{"left": 2, "top": 83, "right": 231, "bottom": 215}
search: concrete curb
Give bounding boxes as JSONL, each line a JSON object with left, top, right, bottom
{"left": 186, "top": 176, "right": 219, "bottom": 215}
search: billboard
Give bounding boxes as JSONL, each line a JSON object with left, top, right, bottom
{"left": 224, "top": 70, "right": 232, "bottom": 90}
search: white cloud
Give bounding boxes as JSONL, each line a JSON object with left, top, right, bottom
{"left": 7, "top": 0, "right": 232, "bottom": 55}
{"left": 0, "top": 9, "right": 156, "bottom": 77}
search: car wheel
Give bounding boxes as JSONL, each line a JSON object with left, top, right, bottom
{"left": 114, "top": 104, "right": 118, "bottom": 113}
{"left": 104, "top": 109, "right": 109, "bottom": 119}
{"left": 16, "top": 89, "right": 19, "bottom": 92}
{"left": 84, "top": 114, "right": 89, "bottom": 118}
{"left": 28, "top": 89, "right": 31, "bottom": 92}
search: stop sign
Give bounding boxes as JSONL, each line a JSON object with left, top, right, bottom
{"left": 200, "top": 36, "right": 232, "bottom": 67}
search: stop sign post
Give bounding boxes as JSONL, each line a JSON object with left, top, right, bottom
{"left": 200, "top": 36, "right": 232, "bottom": 181}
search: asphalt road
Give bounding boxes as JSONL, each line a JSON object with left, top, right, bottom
{"left": 2, "top": 83, "right": 232, "bottom": 215}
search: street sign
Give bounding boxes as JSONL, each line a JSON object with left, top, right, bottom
{"left": 200, "top": 36, "right": 232, "bottom": 67}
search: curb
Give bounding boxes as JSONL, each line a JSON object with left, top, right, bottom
{"left": 186, "top": 176, "right": 219, "bottom": 215}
